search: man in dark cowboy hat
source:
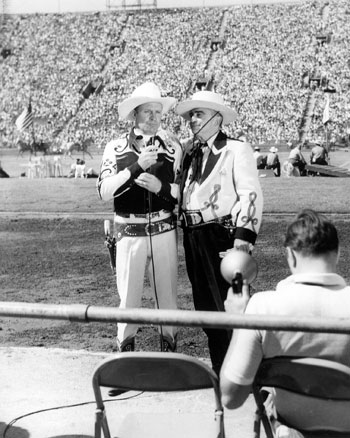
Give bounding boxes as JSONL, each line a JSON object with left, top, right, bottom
{"left": 176, "top": 90, "right": 263, "bottom": 374}
{"left": 97, "top": 82, "right": 182, "bottom": 352}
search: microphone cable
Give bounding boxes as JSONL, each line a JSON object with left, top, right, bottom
{"left": 146, "top": 136, "right": 165, "bottom": 352}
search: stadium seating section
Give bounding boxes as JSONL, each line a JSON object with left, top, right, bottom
{"left": 1, "top": 0, "right": 350, "bottom": 149}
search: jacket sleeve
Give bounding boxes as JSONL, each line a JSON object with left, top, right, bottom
{"left": 97, "top": 140, "right": 143, "bottom": 201}
{"left": 231, "top": 141, "right": 263, "bottom": 244}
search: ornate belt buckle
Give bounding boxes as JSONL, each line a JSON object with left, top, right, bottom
{"left": 190, "top": 212, "right": 202, "bottom": 225}
{"left": 145, "top": 223, "right": 153, "bottom": 235}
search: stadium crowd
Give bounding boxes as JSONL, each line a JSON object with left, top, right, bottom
{"left": 1, "top": 0, "right": 350, "bottom": 149}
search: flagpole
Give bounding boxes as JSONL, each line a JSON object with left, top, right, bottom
{"left": 323, "top": 94, "right": 330, "bottom": 152}
{"left": 29, "top": 97, "right": 36, "bottom": 146}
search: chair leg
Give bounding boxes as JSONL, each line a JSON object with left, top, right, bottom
{"left": 254, "top": 405, "right": 275, "bottom": 438}
{"left": 95, "top": 409, "right": 102, "bottom": 438}
{"left": 253, "top": 407, "right": 261, "bottom": 438}
{"left": 261, "top": 410, "right": 275, "bottom": 438}
{"left": 95, "top": 408, "right": 111, "bottom": 438}
{"left": 101, "top": 411, "right": 111, "bottom": 438}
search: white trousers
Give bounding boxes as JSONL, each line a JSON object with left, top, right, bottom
{"left": 115, "top": 226, "right": 178, "bottom": 344}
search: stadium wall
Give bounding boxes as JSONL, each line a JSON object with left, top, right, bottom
{"left": 4, "top": 0, "right": 303, "bottom": 14}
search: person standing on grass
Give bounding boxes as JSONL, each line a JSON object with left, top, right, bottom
{"left": 253, "top": 146, "right": 267, "bottom": 169}
{"left": 310, "top": 141, "right": 329, "bottom": 166}
{"left": 265, "top": 146, "right": 281, "bottom": 176}
{"left": 288, "top": 143, "right": 307, "bottom": 175}
{"left": 97, "top": 82, "right": 182, "bottom": 353}
{"left": 175, "top": 90, "right": 263, "bottom": 375}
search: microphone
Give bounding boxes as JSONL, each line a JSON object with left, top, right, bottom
{"left": 146, "top": 137, "right": 159, "bottom": 174}
{"left": 147, "top": 136, "right": 159, "bottom": 152}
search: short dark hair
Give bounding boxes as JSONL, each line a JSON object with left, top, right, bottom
{"left": 284, "top": 209, "right": 339, "bottom": 256}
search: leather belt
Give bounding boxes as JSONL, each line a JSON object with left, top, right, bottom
{"left": 115, "top": 215, "right": 176, "bottom": 240}
{"left": 181, "top": 211, "right": 234, "bottom": 229}
{"left": 116, "top": 210, "right": 164, "bottom": 219}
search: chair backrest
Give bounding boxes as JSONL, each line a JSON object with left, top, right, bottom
{"left": 252, "top": 357, "right": 350, "bottom": 437}
{"left": 92, "top": 352, "right": 224, "bottom": 438}
{"left": 93, "top": 351, "right": 219, "bottom": 391}
{"left": 254, "top": 357, "right": 350, "bottom": 400}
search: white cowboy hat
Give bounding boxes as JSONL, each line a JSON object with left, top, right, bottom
{"left": 118, "top": 82, "right": 177, "bottom": 121}
{"left": 175, "top": 90, "right": 237, "bottom": 125}
{"left": 269, "top": 146, "right": 278, "bottom": 153}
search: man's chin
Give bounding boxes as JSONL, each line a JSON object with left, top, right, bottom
{"left": 138, "top": 124, "right": 159, "bottom": 135}
{"left": 191, "top": 126, "right": 201, "bottom": 135}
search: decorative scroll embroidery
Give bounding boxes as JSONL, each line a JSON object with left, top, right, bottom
{"left": 241, "top": 191, "right": 258, "bottom": 232}
{"left": 202, "top": 184, "right": 221, "bottom": 218}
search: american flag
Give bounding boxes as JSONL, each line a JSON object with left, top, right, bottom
{"left": 15, "top": 102, "right": 33, "bottom": 131}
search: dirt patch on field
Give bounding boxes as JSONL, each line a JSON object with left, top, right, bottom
{"left": 1, "top": 214, "right": 350, "bottom": 359}
{"left": 0, "top": 216, "right": 208, "bottom": 356}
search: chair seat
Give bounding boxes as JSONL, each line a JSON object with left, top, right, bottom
{"left": 116, "top": 412, "right": 222, "bottom": 438}
{"left": 272, "top": 389, "right": 350, "bottom": 432}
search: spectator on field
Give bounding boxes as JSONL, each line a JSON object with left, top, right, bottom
{"left": 53, "top": 155, "right": 63, "bottom": 177}
{"left": 310, "top": 141, "right": 329, "bottom": 165}
{"left": 253, "top": 146, "right": 267, "bottom": 169}
{"left": 265, "top": 146, "right": 281, "bottom": 176}
{"left": 74, "top": 159, "right": 86, "bottom": 178}
{"left": 288, "top": 143, "right": 307, "bottom": 175}
{"left": 220, "top": 209, "right": 350, "bottom": 436}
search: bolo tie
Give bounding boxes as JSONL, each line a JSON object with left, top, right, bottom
{"left": 190, "top": 141, "right": 208, "bottom": 183}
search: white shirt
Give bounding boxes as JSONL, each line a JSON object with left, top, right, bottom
{"left": 223, "top": 273, "right": 350, "bottom": 431}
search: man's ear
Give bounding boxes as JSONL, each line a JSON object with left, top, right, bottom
{"left": 215, "top": 113, "right": 223, "bottom": 128}
{"left": 336, "top": 248, "right": 340, "bottom": 264}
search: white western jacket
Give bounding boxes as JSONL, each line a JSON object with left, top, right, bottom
{"left": 181, "top": 131, "right": 263, "bottom": 244}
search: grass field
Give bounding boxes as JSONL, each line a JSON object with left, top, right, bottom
{"left": 0, "top": 148, "right": 350, "bottom": 356}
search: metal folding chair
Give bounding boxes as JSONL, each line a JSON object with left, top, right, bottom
{"left": 252, "top": 357, "right": 350, "bottom": 438}
{"left": 92, "top": 352, "right": 224, "bottom": 438}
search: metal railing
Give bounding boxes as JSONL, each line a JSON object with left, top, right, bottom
{"left": 1, "top": 301, "right": 350, "bottom": 334}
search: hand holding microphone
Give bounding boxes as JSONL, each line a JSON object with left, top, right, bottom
{"left": 137, "top": 144, "right": 159, "bottom": 170}
{"left": 136, "top": 137, "right": 162, "bottom": 192}
{"left": 135, "top": 172, "right": 162, "bottom": 193}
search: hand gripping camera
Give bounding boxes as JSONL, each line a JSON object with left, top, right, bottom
{"left": 220, "top": 250, "right": 258, "bottom": 294}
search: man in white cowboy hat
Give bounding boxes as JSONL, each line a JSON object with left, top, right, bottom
{"left": 97, "top": 82, "right": 182, "bottom": 353}
{"left": 176, "top": 90, "right": 263, "bottom": 375}
{"left": 266, "top": 146, "right": 281, "bottom": 177}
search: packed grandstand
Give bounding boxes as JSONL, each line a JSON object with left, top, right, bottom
{"left": 1, "top": 0, "right": 350, "bottom": 150}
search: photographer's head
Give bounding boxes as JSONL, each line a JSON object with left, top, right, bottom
{"left": 284, "top": 209, "right": 339, "bottom": 274}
